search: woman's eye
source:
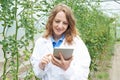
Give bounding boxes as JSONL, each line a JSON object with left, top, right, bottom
{"left": 63, "top": 22, "right": 68, "bottom": 25}
{"left": 55, "top": 20, "right": 60, "bottom": 23}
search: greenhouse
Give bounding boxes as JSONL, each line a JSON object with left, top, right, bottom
{"left": 0, "top": 0, "right": 120, "bottom": 80}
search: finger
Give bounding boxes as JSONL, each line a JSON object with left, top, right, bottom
{"left": 47, "top": 54, "right": 52, "bottom": 60}
{"left": 43, "top": 54, "right": 51, "bottom": 59}
{"left": 41, "top": 60, "right": 48, "bottom": 65}
{"left": 46, "top": 54, "right": 52, "bottom": 57}
{"left": 68, "top": 56, "right": 73, "bottom": 61}
{"left": 52, "top": 55, "right": 60, "bottom": 63}
{"left": 42, "top": 57, "right": 50, "bottom": 64}
{"left": 58, "top": 52, "right": 65, "bottom": 65}
{"left": 66, "top": 56, "right": 73, "bottom": 64}
{"left": 58, "top": 52, "right": 64, "bottom": 61}
{"left": 52, "top": 55, "right": 63, "bottom": 66}
{"left": 51, "top": 57, "right": 60, "bottom": 67}
{"left": 46, "top": 54, "right": 52, "bottom": 59}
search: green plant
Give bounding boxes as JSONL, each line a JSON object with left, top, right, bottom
{"left": 0, "top": 0, "right": 116, "bottom": 80}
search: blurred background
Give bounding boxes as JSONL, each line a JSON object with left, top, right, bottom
{"left": 0, "top": 0, "right": 120, "bottom": 80}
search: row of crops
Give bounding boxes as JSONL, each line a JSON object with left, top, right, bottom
{"left": 0, "top": 0, "right": 119, "bottom": 80}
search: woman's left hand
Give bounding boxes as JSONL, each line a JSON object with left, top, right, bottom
{"left": 51, "top": 52, "right": 73, "bottom": 70}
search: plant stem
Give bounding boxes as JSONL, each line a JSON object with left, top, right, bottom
{"left": 2, "top": 48, "right": 7, "bottom": 80}
{"left": 15, "top": 0, "right": 19, "bottom": 79}
{"left": 2, "top": 6, "right": 7, "bottom": 80}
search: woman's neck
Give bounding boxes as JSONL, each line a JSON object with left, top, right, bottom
{"left": 53, "top": 34, "right": 62, "bottom": 41}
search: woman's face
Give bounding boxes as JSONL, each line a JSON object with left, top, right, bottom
{"left": 52, "top": 11, "right": 68, "bottom": 38}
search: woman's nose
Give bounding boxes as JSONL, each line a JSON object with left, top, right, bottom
{"left": 58, "top": 22, "right": 63, "bottom": 28}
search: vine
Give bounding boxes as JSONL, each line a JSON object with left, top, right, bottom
{"left": 0, "top": 0, "right": 116, "bottom": 80}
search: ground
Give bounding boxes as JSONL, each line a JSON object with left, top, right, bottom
{"left": 109, "top": 43, "right": 120, "bottom": 80}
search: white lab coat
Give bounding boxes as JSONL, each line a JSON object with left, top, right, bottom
{"left": 30, "top": 35, "right": 91, "bottom": 80}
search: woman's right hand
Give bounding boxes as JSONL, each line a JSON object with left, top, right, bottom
{"left": 39, "top": 54, "right": 52, "bottom": 70}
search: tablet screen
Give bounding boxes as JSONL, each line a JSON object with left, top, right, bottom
{"left": 53, "top": 48, "right": 73, "bottom": 60}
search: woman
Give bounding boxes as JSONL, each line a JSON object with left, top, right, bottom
{"left": 30, "top": 4, "right": 91, "bottom": 80}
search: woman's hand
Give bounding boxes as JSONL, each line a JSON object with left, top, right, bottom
{"left": 39, "top": 54, "right": 52, "bottom": 70}
{"left": 51, "top": 52, "right": 73, "bottom": 70}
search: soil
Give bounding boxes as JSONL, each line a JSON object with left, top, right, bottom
{"left": 109, "top": 43, "right": 120, "bottom": 80}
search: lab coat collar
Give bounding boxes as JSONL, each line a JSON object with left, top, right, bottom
{"left": 45, "top": 36, "right": 54, "bottom": 53}
{"left": 44, "top": 36, "right": 74, "bottom": 53}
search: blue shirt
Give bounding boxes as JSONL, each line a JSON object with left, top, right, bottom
{"left": 51, "top": 35, "right": 65, "bottom": 48}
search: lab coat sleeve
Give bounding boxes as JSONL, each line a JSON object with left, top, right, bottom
{"left": 63, "top": 37, "right": 91, "bottom": 80}
{"left": 30, "top": 38, "right": 46, "bottom": 79}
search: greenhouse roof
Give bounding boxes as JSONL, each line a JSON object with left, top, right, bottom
{"left": 97, "top": 0, "right": 120, "bottom": 17}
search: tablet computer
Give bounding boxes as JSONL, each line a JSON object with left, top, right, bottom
{"left": 53, "top": 47, "right": 74, "bottom": 60}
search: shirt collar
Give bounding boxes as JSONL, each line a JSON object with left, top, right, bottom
{"left": 51, "top": 34, "right": 65, "bottom": 43}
